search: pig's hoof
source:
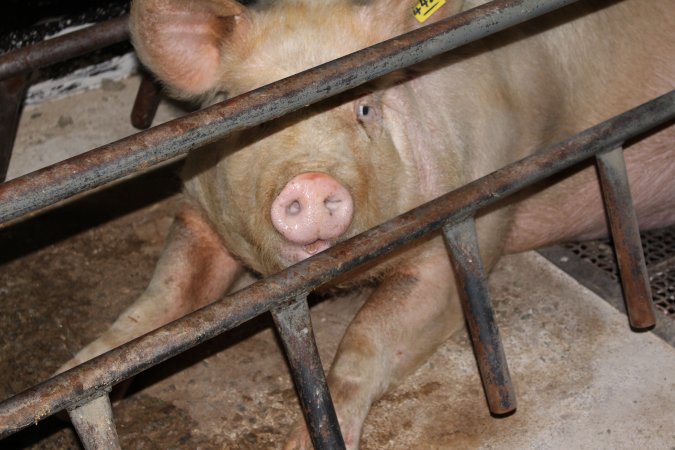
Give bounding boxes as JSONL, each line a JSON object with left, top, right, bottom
{"left": 283, "top": 421, "right": 312, "bottom": 450}
{"left": 284, "top": 418, "right": 361, "bottom": 450}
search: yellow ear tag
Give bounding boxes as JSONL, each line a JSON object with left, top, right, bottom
{"left": 413, "top": 0, "right": 447, "bottom": 24}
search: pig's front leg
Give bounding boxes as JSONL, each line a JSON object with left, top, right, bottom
{"left": 286, "top": 241, "right": 463, "bottom": 450}
{"left": 56, "top": 202, "right": 242, "bottom": 375}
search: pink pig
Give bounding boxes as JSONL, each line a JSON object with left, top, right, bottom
{"left": 57, "top": 0, "right": 675, "bottom": 448}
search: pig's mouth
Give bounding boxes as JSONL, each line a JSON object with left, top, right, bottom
{"left": 279, "top": 239, "right": 335, "bottom": 266}
{"left": 303, "top": 239, "right": 332, "bottom": 255}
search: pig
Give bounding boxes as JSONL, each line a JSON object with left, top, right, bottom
{"left": 56, "top": 0, "right": 675, "bottom": 448}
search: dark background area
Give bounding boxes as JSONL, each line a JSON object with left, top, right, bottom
{"left": 1, "top": 1, "right": 130, "bottom": 52}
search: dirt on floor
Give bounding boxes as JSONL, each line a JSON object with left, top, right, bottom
{"left": 1, "top": 165, "right": 675, "bottom": 450}
{"left": 0, "top": 165, "right": 363, "bottom": 449}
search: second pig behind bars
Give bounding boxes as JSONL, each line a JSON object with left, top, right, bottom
{"left": 58, "top": 0, "right": 675, "bottom": 448}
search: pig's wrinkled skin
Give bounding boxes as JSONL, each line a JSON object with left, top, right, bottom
{"left": 57, "top": 0, "right": 675, "bottom": 448}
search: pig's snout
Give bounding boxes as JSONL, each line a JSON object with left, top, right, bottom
{"left": 270, "top": 172, "right": 353, "bottom": 249}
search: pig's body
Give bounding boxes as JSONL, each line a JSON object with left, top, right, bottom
{"left": 58, "top": 0, "right": 675, "bottom": 448}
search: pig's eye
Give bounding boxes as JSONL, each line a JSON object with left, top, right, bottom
{"left": 356, "top": 102, "right": 377, "bottom": 123}
{"left": 354, "top": 98, "right": 382, "bottom": 136}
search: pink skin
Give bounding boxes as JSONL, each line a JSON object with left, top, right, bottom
{"left": 59, "top": 1, "right": 675, "bottom": 449}
{"left": 271, "top": 172, "right": 354, "bottom": 257}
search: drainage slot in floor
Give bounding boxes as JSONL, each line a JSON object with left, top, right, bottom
{"left": 539, "top": 224, "right": 675, "bottom": 346}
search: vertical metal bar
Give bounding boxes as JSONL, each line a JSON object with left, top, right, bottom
{"left": 130, "top": 72, "right": 162, "bottom": 130}
{"left": 596, "top": 147, "right": 655, "bottom": 329}
{"left": 67, "top": 394, "right": 121, "bottom": 450}
{"left": 0, "top": 73, "right": 31, "bottom": 182}
{"left": 270, "top": 296, "right": 345, "bottom": 450}
{"left": 443, "top": 217, "right": 516, "bottom": 415}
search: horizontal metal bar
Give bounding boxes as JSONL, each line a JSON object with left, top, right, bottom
{"left": 1, "top": 88, "right": 672, "bottom": 438}
{"left": 596, "top": 147, "right": 655, "bottom": 329}
{"left": 271, "top": 297, "right": 345, "bottom": 450}
{"left": 443, "top": 218, "right": 516, "bottom": 415}
{"left": 0, "top": 15, "right": 129, "bottom": 81}
{"left": 0, "top": 0, "right": 579, "bottom": 225}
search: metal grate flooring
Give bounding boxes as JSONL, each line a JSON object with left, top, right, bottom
{"left": 539, "top": 225, "right": 675, "bottom": 346}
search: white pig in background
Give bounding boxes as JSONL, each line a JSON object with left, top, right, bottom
{"left": 57, "top": 0, "right": 675, "bottom": 448}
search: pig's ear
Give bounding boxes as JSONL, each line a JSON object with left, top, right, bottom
{"left": 130, "top": 0, "right": 249, "bottom": 98}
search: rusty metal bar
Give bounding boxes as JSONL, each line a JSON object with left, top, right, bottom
{"left": 0, "top": 73, "right": 31, "bottom": 182}
{"left": 1, "top": 89, "right": 672, "bottom": 439}
{"left": 443, "top": 218, "right": 516, "bottom": 415}
{"left": 0, "top": 0, "right": 580, "bottom": 225}
{"left": 131, "top": 72, "right": 162, "bottom": 130}
{"left": 67, "top": 394, "right": 121, "bottom": 450}
{"left": 271, "top": 296, "right": 345, "bottom": 450}
{"left": 596, "top": 147, "right": 656, "bottom": 329}
{"left": 0, "top": 15, "right": 129, "bottom": 81}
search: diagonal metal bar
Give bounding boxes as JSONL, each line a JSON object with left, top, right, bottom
{"left": 271, "top": 296, "right": 345, "bottom": 450}
{"left": 0, "top": 15, "right": 130, "bottom": 81}
{"left": 443, "top": 217, "right": 516, "bottom": 415}
{"left": 67, "top": 394, "right": 121, "bottom": 450}
{"left": 0, "top": 90, "right": 673, "bottom": 439}
{"left": 596, "top": 147, "right": 655, "bottom": 329}
{"left": 0, "top": 0, "right": 580, "bottom": 225}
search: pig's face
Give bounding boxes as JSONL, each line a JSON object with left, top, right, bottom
{"left": 184, "top": 87, "right": 416, "bottom": 274}
{"left": 131, "top": 0, "right": 464, "bottom": 274}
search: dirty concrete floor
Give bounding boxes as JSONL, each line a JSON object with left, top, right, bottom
{"left": 1, "top": 75, "right": 674, "bottom": 449}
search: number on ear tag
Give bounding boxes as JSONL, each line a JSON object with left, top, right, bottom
{"left": 412, "top": 0, "right": 447, "bottom": 24}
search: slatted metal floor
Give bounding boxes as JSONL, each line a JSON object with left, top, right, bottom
{"left": 539, "top": 225, "right": 675, "bottom": 346}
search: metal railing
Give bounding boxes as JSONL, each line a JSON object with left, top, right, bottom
{"left": 0, "top": 14, "right": 131, "bottom": 182}
{"left": 0, "top": 0, "right": 672, "bottom": 448}
{"left": 0, "top": 0, "right": 581, "bottom": 223}
{"left": 0, "top": 15, "right": 129, "bottom": 82}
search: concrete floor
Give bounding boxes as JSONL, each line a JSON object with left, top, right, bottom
{"left": 1, "top": 75, "right": 674, "bottom": 449}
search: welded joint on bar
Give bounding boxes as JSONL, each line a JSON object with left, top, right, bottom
{"left": 273, "top": 292, "right": 311, "bottom": 313}
{"left": 66, "top": 386, "right": 113, "bottom": 412}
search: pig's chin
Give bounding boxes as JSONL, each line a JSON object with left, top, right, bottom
{"left": 278, "top": 239, "right": 333, "bottom": 266}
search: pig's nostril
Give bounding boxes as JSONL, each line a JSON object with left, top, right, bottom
{"left": 324, "top": 197, "right": 342, "bottom": 213}
{"left": 287, "top": 200, "right": 302, "bottom": 216}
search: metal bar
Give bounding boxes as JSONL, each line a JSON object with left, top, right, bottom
{"left": 67, "top": 394, "right": 121, "bottom": 450}
{"left": 0, "top": 0, "right": 580, "bottom": 225}
{"left": 1, "top": 90, "right": 672, "bottom": 438}
{"left": 0, "top": 73, "right": 31, "bottom": 182}
{"left": 442, "top": 218, "right": 516, "bottom": 415}
{"left": 596, "top": 147, "right": 655, "bottom": 329}
{"left": 0, "top": 15, "right": 129, "bottom": 81}
{"left": 131, "top": 72, "right": 162, "bottom": 130}
{"left": 271, "top": 296, "right": 345, "bottom": 450}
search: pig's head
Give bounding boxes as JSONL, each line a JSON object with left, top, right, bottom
{"left": 130, "top": 0, "right": 466, "bottom": 275}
